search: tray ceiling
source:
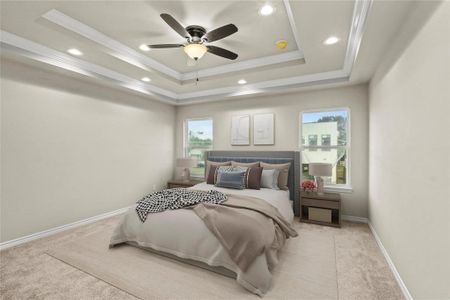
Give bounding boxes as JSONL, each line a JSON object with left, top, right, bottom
{"left": 1, "top": 0, "right": 371, "bottom": 104}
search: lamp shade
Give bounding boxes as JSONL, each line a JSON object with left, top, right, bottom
{"left": 176, "top": 157, "right": 198, "bottom": 168}
{"left": 309, "top": 163, "right": 332, "bottom": 177}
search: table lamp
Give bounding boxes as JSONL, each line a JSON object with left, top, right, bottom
{"left": 176, "top": 158, "right": 198, "bottom": 181}
{"left": 309, "top": 163, "right": 332, "bottom": 195}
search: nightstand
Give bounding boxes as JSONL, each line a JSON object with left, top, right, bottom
{"left": 167, "top": 179, "right": 202, "bottom": 189}
{"left": 300, "top": 191, "right": 341, "bottom": 227}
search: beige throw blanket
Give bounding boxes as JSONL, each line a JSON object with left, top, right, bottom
{"left": 192, "top": 194, "right": 298, "bottom": 272}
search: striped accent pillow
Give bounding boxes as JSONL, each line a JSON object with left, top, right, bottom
{"left": 215, "top": 168, "right": 246, "bottom": 189}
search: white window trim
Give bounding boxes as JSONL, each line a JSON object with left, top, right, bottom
{"left": 183, "top": 117, "right": 213, "bottom": 179}
{"left": 299, "top": 107, "right": 352, "bottom": 190}
{"left": 324, "top": 185, "right": 353, "bottom": 193}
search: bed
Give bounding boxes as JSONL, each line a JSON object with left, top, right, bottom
{"left": 110, "top": 151, "right": 301, "bottom": 295}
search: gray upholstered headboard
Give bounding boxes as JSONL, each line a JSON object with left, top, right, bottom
{"left": 205, "top": 151, "right": 300, "bottom": 216}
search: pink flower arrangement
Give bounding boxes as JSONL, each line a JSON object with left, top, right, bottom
{"left": 301, "top": 180, "right": 316, "bottom": 192}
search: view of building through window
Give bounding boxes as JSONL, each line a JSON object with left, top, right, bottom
{"left": 308, "top": 135, "right": 318, "bottom": 147}
{"left": 185, "top": 119, "right": 213, "bottom": 177}
{"left": 300, "top": 109, "right": 349, "bottom": 185}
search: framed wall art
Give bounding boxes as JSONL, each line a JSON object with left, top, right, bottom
{"left": 231, "top": 115, "right": 250, "bottom": 145}
{"left": 253, "top": 113, "right": 274, "bottom": 145}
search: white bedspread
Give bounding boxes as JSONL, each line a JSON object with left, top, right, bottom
{"left": 110, "top": 183, "right": 294, "bottom": 295}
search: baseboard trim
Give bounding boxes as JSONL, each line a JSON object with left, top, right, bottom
{"left": 0, "top": 206, "right": 132, "bottom": 251}
{"left": 342, "top": 214, "right": 368, "bottom": 223}
{"left": 368, "top": 222, "right": 413, "bottom": 300}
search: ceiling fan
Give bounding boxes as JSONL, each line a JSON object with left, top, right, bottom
{"left": 147, "top": 13, "right": 239, "bottom": 61}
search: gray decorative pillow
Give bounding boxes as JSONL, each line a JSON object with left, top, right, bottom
{"left": 215, "top": 168, "right": 246, "bottom": 190}
{"left": 260, "top": 162, "right": 290, "bottom": 190}
{"left": 260, "top": 169, "right": 280, "bottom": 190}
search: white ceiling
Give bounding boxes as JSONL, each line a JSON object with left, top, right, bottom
{"left": 0, "top": 0, "right": 418, "bottom": 105}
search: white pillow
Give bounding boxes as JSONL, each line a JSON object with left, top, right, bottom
{"left": 260, "top": 169, "right": 280, "bottom": 190}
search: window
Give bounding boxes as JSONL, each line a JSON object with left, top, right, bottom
{"left": 308, "top": 135, "right": 318, "bottom": 151}
{"left": 308, "top": 135, "right": 318, "bottom": 146}
{"left": 300, "top": 109, "right": 350, "bottom": 187}
{"left": 184, "top": 118, "right": 213, "bottom": 178}
{"left": 321, "top": 134, "right": 331, "bottom": 151}
{"left": 321, "top": 134, "right": 331, "bottom": 146}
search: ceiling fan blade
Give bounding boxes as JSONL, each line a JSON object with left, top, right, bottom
{"left": 160, "top": 13, "right": 190, "bottom": 39}
{"left": 148, "top": 44, "right": 184, "bottom": 49}
{"left": 203, "top": 24, "right": 238, "bottom": 42}
{"left": 207, "top": 45, "right": 238, "bottom": 60}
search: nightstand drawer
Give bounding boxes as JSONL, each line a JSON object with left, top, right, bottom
{"left": 309, "top": 207, "right": 332, "bottom": 223}
{"left": 302, "top": 198, "right": 340, "bottom": 209}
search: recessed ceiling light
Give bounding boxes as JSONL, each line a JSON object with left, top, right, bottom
{"left": 141, "top": 77, "right": 151, "bottom": 82}
{"left": 139, "top": 44, "right": 151, "bottom": 51}
{"left": 259, "top": 4, "right": 274, "bottom": 16}
{"left": 67, "top": 48, "right": 83, "bottom": 56}
{"left": 323, "top": 36, "right": 340, "bottom": 45}
{"left": 238, "top": 79, "right": 247, "bottom": 85}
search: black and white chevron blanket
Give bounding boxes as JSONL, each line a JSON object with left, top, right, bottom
{"left": 135, "top": 188, "right": 228, "bottom": 222}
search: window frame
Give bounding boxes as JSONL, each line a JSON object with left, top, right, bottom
{"left": 183, "top": 117, "right": 214, "bottom": 179}
{"left": 299, "top": 107, "right": 352, "bottom": 192}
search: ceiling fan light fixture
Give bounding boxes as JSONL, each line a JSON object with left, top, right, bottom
{"left": 184, "top": 43, "right": 207, "bottom": 60}
{"left": 141, "top": 77, "right": 151, "bottom": 82}
{"left": 151, "top": 14, "right": 238, "bottom": 60}
{"left": 238, "top": 79, "right": 247, "bottom": 85}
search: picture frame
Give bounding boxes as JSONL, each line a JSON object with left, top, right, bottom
{"left": 253, "top": 113, "right": 274, "bottom": 145}
{"left": 230, "top": 115, "right": 250, "bottom": 145}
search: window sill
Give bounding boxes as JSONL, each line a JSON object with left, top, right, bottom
{"left": 324, "top": 185, "right": 353, "bottom": 193}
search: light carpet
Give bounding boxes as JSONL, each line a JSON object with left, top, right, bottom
{"left": 1, "top": 216, "right": 405, "bottom": 299}
{"left": 47, "top": 229, "right": 337, "bottom": 300}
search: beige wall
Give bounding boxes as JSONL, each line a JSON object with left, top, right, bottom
{"left": 176, "top": 84, "right": 369, "bottom": 218}
{"left": 0, "top": 60, "right": 176, "bottom": 242}
{"left": 369, "top": 2, "right": 450, "bottom": 299}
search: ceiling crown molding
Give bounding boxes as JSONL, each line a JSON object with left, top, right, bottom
{"left": 283, "top": 0, "right": 303, "bottom": 53}
{"left": 1, "top": 0, "right": 372, "bottom": 105}
{"left": 343, "top": 0, "right": 373, "bottom": 74}
{"left": 0, "top": 30, "right": 177, "bottom": 104}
